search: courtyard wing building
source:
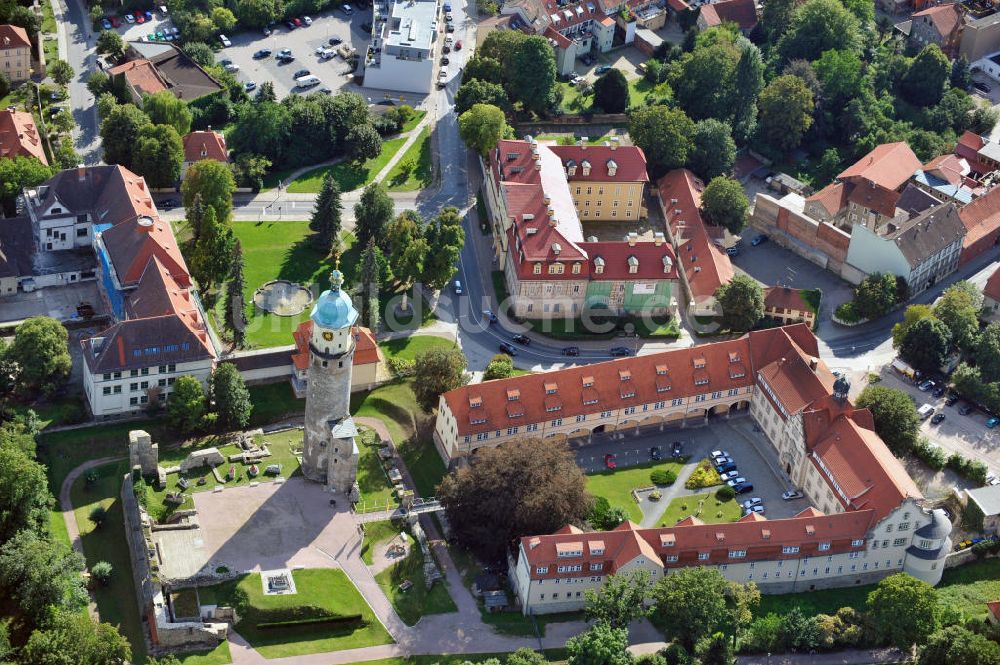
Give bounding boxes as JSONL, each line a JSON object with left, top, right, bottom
{"left": 432, "top": 324, "right": 952, "bottom": 613}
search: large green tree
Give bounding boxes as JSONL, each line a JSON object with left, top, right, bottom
{"left": 652, "top": 567, "right": 731, "bottom": 651}
{"left": 715, "top": 275, "right": 764, "bottom": 332}
{"left": 778, "top": 0, "right": 862, "bottom": 62}
{"left": 132, "top": 124, "right": 184, "bottom": 188}
{"left": 975, "top": 322, "right": 1000, "bottom": 383}
{"left": 933, "top": 281, "right": 983, "bottom": 353}
{"left": 629, "top": 106, "right": 695, "bottom": 175}
{"left": 423, "top": 207, "right": 465, "bottom": 290}
{"left": 8, "top": 317, "right": 71, "bottom": 396}
{"left": 355, "top": 182, "right": 394, "bottom": 251}
{"left": 387, "top": 211, "right": 429, "bottom": 312}
{"left": 190, "top": 205, "right": 235, "bottom": 290}
{"left": 0, "top": 156, "right": 54, "bottom": 214}
{"left": 210, "top": 363, "right": 252, "bottom": 429}
{"left": 0, "top": 530, "right": 87, "bottom": 622}
{"left": 675, "top": 34, "right": 740, "bottom": 120}
{"left": 95, "top": 30, "right": 126, "bottom": 60}
{"left": 867, "top": 574, "right": 939, "bottom": 649}
{"left": 100, "top": 103, "right": 151, "bottom": 168}
{"left": 852, "top": 272, "right": 898, "bottom": 320}
{"left": 0, "top": 444, "right": 49, "bottom": 543}
{"left": 346, "top": 124, "right": 383, "bottom": 164}
{"left": 234, "top": 0, "right": 282, "bottom": 27}
{"left": 358, "top": 238, "right": 383, "bottom": 332}
{"left": 49, "top": 59, "right": 73, "bottom": 86}
{"left": 856, "top": 385, "right": 920, "bottom": 454}
{"left": 459, "top": 103, "right": 512, "bottom": 156}
{"left": 168, "top": 375, "right": 207, "bottom": 434}
{"left": 455, "top": 79, "right": 511, "bottom": 115}
{"left": 900, "top": 317, "right": 952, "bottom": 374}
{"left": 593, "top": 68, "right": 629, "bottom": 113}
{"left": 310, "top": 174, "right": 342, "bottom": 256}
{"left": 757, "top": 75, "right": 814, "bottom": 153}
{"left": 225, "top": 240, "right": 247, "bottom": 348}
{"left": 182, "top": 159, "right": 236, "bottom": 225}
{"left": 463, "top": 55, "right": 503, "bottom": 84}
{"left": 566, "top": 622, "right": 632, "bottom": 665}
{"left": 413, "top": 345, "right": 467, "bottom": 413}
{"left": 813, "top": 48, "right": 865, "bottom": 111}
{"left": 918, "top": 625, "right": 1000, "bottom": 665}
{"left": 584, "top": 571, "right": 651, "bottom": 630}
{"left": 901, "top": 44, "right": 950, "bottom": 107}
{"left": 143, "top": 90, "right": 192, "bottom": 134}
{"left": 438, "top": 438, "right": 591, "bottom": 561}
{"left": 730, "top": 39, "right": 764, "bottom": 143}
{"left": 506, "top": 35, "right": 557, "bottom": 114}
{"left": 700, "top": 176, "right": 748, "bottom": 234}
{"left": 483, "top": 353, "right": 515, "bottom": 381}
{"left": 891, "top": 304, "right": 935, "bottom": 349}
{"left": 21, "top": 612, "right": 131, "bottom": 665}
{"left": 688, "top": 119, "right": 737, "bottom": 181}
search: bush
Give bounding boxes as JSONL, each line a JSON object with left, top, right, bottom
{"left": 132, "top": 478, "right": 149, "bottom": 509}
{"left": 913, "top": 437, "right": 947, "bottom": 471}
{"left": 91, "top": 561, "right": 113, "bottom": 586}
{"left": 386, "top": 357, "right": 415, "bottom": 378}
{"left": 589, "top": 496, "right": 629, "bottom": 530}
{"left": 946, "top": 452, "right": 989, "bottom": 484}
{"left": 651, "top": 469, "right": 677, "bottom": 486}
{"left": 971, "top": 539, "right": 1000, "bottom": 559}
{"left": 715, "top": 485, "right": 736, "bottom": 501}
{"left": 88, "top": 506, "right": 108, "bottom": 528}
{"left": 685, "top": 459, "right": 723, "bottom": 489}
{"left": 649, "top": 491, "right": 662, "bottom": 501}
{"left": 257, "top": 614, "right": 365, "bottom": 629}
{"left": 835, "top": 301, "right": 862, "bottom": 323}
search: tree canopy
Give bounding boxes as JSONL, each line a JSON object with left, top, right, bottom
{"left": 593, "top": 68, "right": 629, "bottom": 113}
{"left": 182, "top": 159, "right": 236, "bottom": 225}
{"left": 210, "top": 363, "right": 252, "bottom": 429}
{"left": 566, "top": 622, "right": 632, "bottom": 665}
{"left": 715, "top": 275, "right": 764, "bottom": 332}
{"left": 867, "top": 573, "right": 939, "bottom": 649}
{"left": 143, "top": 91, "right": 193, "bottom": 135}
{"left": 7, "top": 317, "right": 72, "bottom": 397}
{"left": 687, "top": 119, "right": 737, "bottom": 181}
{"left": 413, "top": 346, "right": 468, "bottom": 412}
{"left": 355, "top": 183, "right": 394, "bottom": 252}
{"left": 700, "top": 176, "right": 749, "bottom": 234}
{"left": 901, "top": 44, "right": 950, "bottom": 107}
{"left": 933, "top": 281, "right": 982, "bottom": 353}
{"left": 778, "top": 0, "right": 862, "bottom": 63}
{"left": 459, "top": 103, "right": 512, "bottom": 156}
{"left": 856, "top": 385, "right": 920, "bottom": 454}
{"left": 438, "top": 438, "right": 591, "bottom": 561}
{"left": 757, "top": 75, "right": 814, "bottom": 153}
{"left": 133, "top": 123, "right": 184, "bottom": 189}
{"left": 584, "top": 571, "right": 651, "bottom": 629}
{"left": 168, "top": 375, "right": 207, "bottom": 434}
{"left": 629, "top": 106, "right": 695, "bottom": 175}
{"left": 900, "top": 317, "right": 952, "bottom": 374}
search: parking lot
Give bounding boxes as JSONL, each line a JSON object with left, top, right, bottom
{"left": 571, "top": 416, "right": 809, "bottom": 521}
{"left": 879, "top": 369, "right": 1000, "bottom": 477}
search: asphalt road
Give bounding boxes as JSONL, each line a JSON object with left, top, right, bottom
{"left": 62, "top": 0, "right": 102, "bottom": 164}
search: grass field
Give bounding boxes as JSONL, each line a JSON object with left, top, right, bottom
{"left": 356, "top": 426, "right": 398, "bottom": 511}
{"left": 659, "top": 491, "right": 742, "bottom": 527}
{"left": 375, "top": 544, "right": 458, "bottom": 625}
{"left": 360, "top": 519, "right": 403, "bottom": 565}
{"left": 248, "top": 382, "right": 304, "bottom": 426}
{"left": 378, "top": 336, "right": 457, "bottom": 362}
{"left": 385, "top": 128, "right": 433, "bottom": 192}
{"left": 558, "top": 78, "right": 669, "bottom": 113}
{"left": 586, "top": 460, "right": 686, "bottom": 523}
{"left": 198, "top": 569, "right": 393, "bottom": 658}
{"left": 344, "top": 651, "right": 569, "bottom": 665}
{"left": 287, "top": 137, "right": 408, "bottom": 193}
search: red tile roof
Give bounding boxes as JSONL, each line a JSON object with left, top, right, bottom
{"left": 959, "top": 183, "right": 1000, "bottom": 250}
{"left": 955, "top": 131, "right": 992, "bottom": 175}
{"left": 0, "top": 110, "right": 47, "bottom": 164}
{"left": 805, "top": 182, "right": 849, "bottom": 217}
{"left": 838, "top": 142, "right": 922, "bottom": 191}
{"left": 291, "top": 321, "right": 381, "bottom": 372}
{"left": 698, "top": 0, "right": 758, "bottom": 30}
{"left": 108, "top": 59, "right": 169, "bottom": 96}
{"left": 667, "top": 0, "right": 690, "bottom": 10}
{"left": 100, "top": 214, "right": 189, "bottom": 288}
{"left": 0, "top": 24, "right": 30, "bottom": 49}
{"left": 548, "top": 143, "right": 649, "bottom": 183}
{"left": 543, "top": 24, "right": 572, "bottom": 48}
{"left": 656, "top": 169, "right": 734, "bottom": 302}
{"left": 578, "top": 239, "right": 677, "bottom": 280}
{"left": 911, "top": 3, "right": 962, "bottom": 38}
{"left": 763, "top": 286, "right": 813, "bottom": 315}
{"left": 183, "top": 130, "right": 229, "bottom": 164}
{"left": 846, "top": 182, "right": 902, "bottom": 219}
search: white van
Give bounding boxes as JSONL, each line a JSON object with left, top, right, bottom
{"left": 918, "top": 404, "right": 935, "bottom": 420}
{"left": 437, "top": 67, "right": 448, "bottom": 87}
{"left": 296, "top": 75, "right": 321, "bottom": 88}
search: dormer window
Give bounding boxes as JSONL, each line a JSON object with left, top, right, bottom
{"left": 656, "top": 364, "right": 668, "bottom": 376}
{"left": 619, "top": 369, "right": 631, "bottom": 381}
{"left": 693, "top": 356, "right": 706, "bottom": 369}
{"left": 534, "top": 263, "right": 542, "bottom": 275}
{"left": 545, "top": 382, "right": 558, "bottom": 394}
{"left": 548, "top": 262, "right": 564, "bottom": 275}
{"left": 761, "top": 529, "right": 771, "bottom": 540}
{"left": 607, "top": 159, "right": 617, "bottom": 177}
{"left": 567, "top": 160, "right": 577, "bottom": 176}
{"left": 469, "top": 396, "right": 483, "bottom": 408}
{"left": 507, "top": 389, "right": 520, "bottom": 401}
{"left": 200, "top": 147, "right": 208, "bottom": 157}
{"left": 662, "top": 255, "right": 673, "bottom": 274}
{"left": 627, "top": 255, "right": 639, "bottom": 274}
{"left": 581, "top": 160, "right": 591, "bottom": 176}
{"left": 572, "top": 262, "right": 581, "bottom": 274}
{"left": 728, "top": 351, "right": 741, "bottom": 363}
{"left": 593, "top": 256, "right": 605, "bottom": 274}
{"left": 582, "top": 376, "right": 594, "bottom": 388}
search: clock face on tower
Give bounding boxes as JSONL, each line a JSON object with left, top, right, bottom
{"left": 323, "top": 331, "right": 334, "bottom": 341}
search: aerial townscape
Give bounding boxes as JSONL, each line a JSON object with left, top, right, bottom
{"left": 9, "top": 0, "right": 1000, "bottom": 664}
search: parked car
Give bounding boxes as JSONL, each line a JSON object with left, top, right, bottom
{"left": 988, "top": 417, "right": 1000, "bottom": 429}
{"left": 277, "top": 53, "right": 295, "bottom": 63}
{"left": 717, "top": 462, "right": 737, "bottom": 474}
{"left": 134, "top": 11, "right": 145, "bottom": 23}
{"left": 444, "top": 2, "right": 452, "bottom": 9}
{"left": 932, "top": 386, "right": 946, "bottom": 398}
{"left": 959, "top": 403, "right": 975, "bottom": 415}
{"left": 751, "top": 234, "right": 768, "bottom": 246}
{"left": 293, "top": 68, "right": 311, "bottom": 78}
{"left": 341, "top": 3, "right": 354, "bottom": 13}
{"left": 946, "top": 393, "right": 960, "bottom": 406}
{"left": 286, "top": 20, "right": 297, "bottom": 29}
{"left": 293, "top": 16, "right": 302, "bottom": 26}
{"left": 595, "top": 64, "right": 612, "bottom": 74}
{"left": 219, "top": 34, "right": 231, "bottom": 47}
{"left": 671, "top": 441, "right": 683, "bottom": 458}
{"left": 124, "top": 13, "right": 135, "bottom": 23}
{"left": 224, "top": 63, "right": 240, "bottom": 72}
{"left": 710, "top": 450, "right": 730, "bottom": 459}
{"left": 782, "top": 489, "right": 803, "bottom": 500}
{"left": 562, "top": 346, "right": 580, "bottom": 356}
{"left": 604, "top": 453, "right": 617, "bottom": 470}
{"left": 101, "top": 17, "right": 113, "bottom": 29}
{"left": 455, "top": 40, "right": 462, "bottom": 50}
{"left": 713, "top": 455, "right": 734, "bottom": 468}
{"left": 441, "top": 56, "right": 450, "bottom": 65}
{"left": 609, "top": 346, "right": 631, "bottom": 357}
{"left": 650, "top": 446, "right": 661, "bottom": 461}
{"left": 498, "top": 342, "right": 517, "bottom": 356}
{"left": 453, "top": 280, "right": 462, "bottom": 295}
{"left": 726, "top": 476, "right": 748, "bottom": 487}
{"left": 918, "top": 379, "right": 935, "bottom": 392}
{"left": 329, "top": 37, "right": 343, "bottom": 45}
{"left": 744, "top": 505, "right": 765, "bottom": 515}
{"left": 438, "top": 68, "right": 448, "bottom": 87}
{"left": 262, "top": 25, "right": 272, "bottom": 36}
{"left": 144, "top": 10, "right": 153, "bottom": 20}
{"left": 319, "top": 87, "right": 333, "bottom": 94}
{"left": 742, "top": 497, "right": 763, "bottom": 509}
{"left": 512, "top": 334, "right": 531, "bottom": 345}
{"left": 733, "top": 482, "right": 754, "bottom": 494}
{"left": 277, "top": 48, "right": 292, "bottom": 57}
{"left": 720, "top": 470, "right": 740, "bottom": 481}
{"left": 303, "top": 15, "right": 313, "bottom": 25}
{"left": 446, "top": 23, "right": 455, "bottom": 32}
{"left": 726, "top": 247, "right": 739, "bottom": 256}
{"left": 931, "top": 413, "right": 946, "bottom": 425}
{"left": 159, "top": 198, "right": 178, "bottom": 209}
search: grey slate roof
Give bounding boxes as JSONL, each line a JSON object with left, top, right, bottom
{"left": 0, "top": 216, "right": 34, "bottom": 279}
{"left": 967, "top": 484, "right": 1000, "bottom": 517}
{"left": 885, "top": 202, "right": 966, "bottom": 268}
{"left": 82, "top": 315, "right": 213, "bottom": 373}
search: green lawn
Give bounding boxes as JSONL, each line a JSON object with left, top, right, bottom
{"left": 558, "top": 78, "right": 668, "bottom": 114}
{"left": 146, "top": 429, "right": 303, "bottom": 522}
{"left": 385, "top": 128, "right": 433, "bottom": 192}
{"left": 356, "top": 426, "right": 398, "bottom": 511}
{"left": 71, "top": 460, "right": 147, "bottom": 660}
{"left": 175, "top": 643, "right": 232, "bottom": 665}
{"left": 659, "top": 491, "right": 742, "bottom": 527}
{"left": 287, "top": 137, "right": 408, "bottom": 193}
{"left": 400, "top": 109, "right": 427, "bottom": 133}
{"left": 198, "top": 569, "right": 393, "bottom": 658}
{"left": 350, "top": 380, "right": 446, "bottom": 498}
{"left": 374, "top": 544, "right": 458, "bottom": 626}
{"left": 340, "top": 651, "right": 568, "bottom": 665}
{"left": 586, "top": 460, "right": 686, "bottom": 523}
{"left": 248, "top": 382, "right": 304, "bottom": 426}
{"left": 533, "top": 130, "right": 627, "bottom": 145}
{"left": 360, "top": 519, "right": 404, "bottom": 565}
{"left": 378, "top": 336, "right": 457, "bottom": 363}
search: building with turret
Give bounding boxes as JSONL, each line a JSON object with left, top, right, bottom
{"left": 300, "top": 269, "right": 361, "bottom": 496}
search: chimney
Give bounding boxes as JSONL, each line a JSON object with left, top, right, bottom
{"left": 627, "top": 232, "right": 637, "bottom": 246}
{"left": 543, "top": 194, "right": 551, "bottom": 206}
{"left": 549, "top": 214, "right": 558, "bottom": 227}
{"left": 653, "top": 232, "right": 664, "bottom": 246}
{"left": 137, "top": 215, "right": 155, "bottom": 232}
{"left": 77, "top": 166, "right": 86, "bottom": 182}
{"left": 610, "top": 136, "right": 619, "bottom": 150}
{"left": 534, "top": 156, "right": 541, "bottom": 170}
{"left": 580, "top": 138, "right": 588, "bottom": 149}
{"left": 809, "top": 358, "right": 818, "bottom": 371}
{"left": 577, "top": 137, "right": 584, "bottom": 147}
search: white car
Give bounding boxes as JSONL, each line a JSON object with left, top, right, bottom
{"left": 781, "top": 489, "right": 804, "bottom": 500}
{"left": 726, "top": 477, "right": 748, "bottom": 487}
{"left": 444, "top": 35, "right": 454, "bottom": 45}
{"left": 742, "top": 497, "right": 763, "bottom": 509}
{"left": 437, "top": 67, "right": 448, "bottom": 87}
{"left": 719, "top": 470, "right": 740, "bottom": 481}
{"left": 219, "top": 34, "right": 232, "bottom": 47}
{"left": 303, "top": 15, "right": 313, "bottom": 25}
{"left": 224, "top": 63, "right": 240, "bottom": 72}
{"left": 744, "top": 505, "right": 765, "bottom": 515}
{"left": 710, "top": 450, "right": 729, "bottom": 459}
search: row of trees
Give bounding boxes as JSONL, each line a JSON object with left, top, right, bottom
{"left": 836, "top": 272, "right": 907, "bottom": 323}
{"left": 893, "top": 281, "right": 983, "bottom": 374}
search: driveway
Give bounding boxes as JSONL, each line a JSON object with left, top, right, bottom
{"left": 218, "top": 11, "right": 369, "bottom": 100}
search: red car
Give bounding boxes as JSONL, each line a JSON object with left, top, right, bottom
{"left": 604, "top": 454, "right": 617, "bottom": 470}
{"left": 110, "top": 15, "right": 120, "bottom": 27}
{"left": 134, "top": 10, "right": 145, "bottom": 22}
{"left": 293, "top": 16, "right": 302, "bottom": 26}
{"left": 455, "top": 39, "right": 462, "bottom": 50}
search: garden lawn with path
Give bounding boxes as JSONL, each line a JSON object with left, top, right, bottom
{"left": 385, "top": 128, "right": 433, "bottom": 192}
{"left": 378, "top": 336, "right": 457, "bottom": 363}
{"left": 356, "top": 426, "right": 399, "bottom": 512}
{"left": 558, "top": 78, "right": 669, "bottom": 113}
{"left": 586, "top": 460, "right": 686, "bottom": 523}
{"left": 197, "top": 569, "right": 392, "bottom": 658}
{"left": 360, "top": 519, "right": 404, "bottom": 565}
{"left": 287, "top": 137, "right": 408, "bottom": 193}
{"left": 374, "top": 538, "right": 458, "bottom": 625}
{"left": 659, "top": 491, "right": 742, "bottom": 527}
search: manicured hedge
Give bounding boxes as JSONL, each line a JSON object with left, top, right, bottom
{"left": 257, "top": 614, "right": 365, "bottom": 630}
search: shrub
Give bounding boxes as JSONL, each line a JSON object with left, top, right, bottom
{"left": 132, "top": 478, "right": 149, "bottom": 509}
{"left": 651, "top": 469, "right": 677, "bottom": 486}
{"left": 685, "top": 459, "right": 723, "bottom": 489}
{"left": 971, "top": 539, "right": 1000, "bottom": 559}
{"left": 946, "top": 452, "right": 989, "bottom": 484}
{"left": 834, "top": 301, "right": 862, "bottom": 323}
{"left": 91, "top": 561, "right": 113, "bottom": 586}
{"left": 589, "top": 496, "right": 629, "bottom": 530}
{"left": 649, "top": 491, "right": 662, "bottom": 501}
{"left": 715, "top": 485, "right": 736, "bottom": 501}
{"left": 386, "top": 357, "right": 415, "bottom": 378}
{"left": 913, "top": 437, "right": 947, "bottom": 471}
{"left": 89, "top": 506, "right": 107, "bottom": 528}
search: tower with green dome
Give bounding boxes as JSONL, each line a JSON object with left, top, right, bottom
{"left": 301, "top": 268, "right": 360, "bottom": 495}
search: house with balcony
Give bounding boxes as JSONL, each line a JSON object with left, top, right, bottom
{"left": 363, "top": 0, "right": 438, "bottom": 94}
